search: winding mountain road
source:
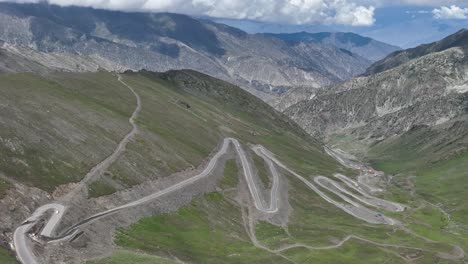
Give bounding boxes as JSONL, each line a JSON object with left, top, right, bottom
{"left": 13, "top": 75, "right": 407, "bottom": 264}
{"left": 333, "top": 174, "right": 404, "bottom": 212}
{"left": 254, "top": 146, "right": 399, "bottom": 225}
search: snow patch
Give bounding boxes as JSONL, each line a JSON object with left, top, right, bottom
{"left": 434, "top": 116, "right": 451, "bottom": 125}
{"left": 376, "top": 103, "right": 404, "bottom": 117}
{"left": 447, "top": 83, "right": 468, "bottom": 93}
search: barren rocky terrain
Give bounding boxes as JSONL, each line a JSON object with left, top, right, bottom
{"left": 0, "top": 2, "right": 375, "bottom": 100}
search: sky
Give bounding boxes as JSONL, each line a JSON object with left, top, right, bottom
{"left": 1, "top": 0, "right": 468, "bottom": 47}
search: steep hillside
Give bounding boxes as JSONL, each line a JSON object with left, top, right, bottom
{"left": 266, "top": 32, "right": 400, "bottom": 61}
{"left": 364, "top": 29, "right": 468, "bottom": 76}
{"left": 1, "top": 70, "right": 464, "bottom": 263}
{"left": 0, "top": 42, "right": 49, "bottom": 73}
{"left": 285, "top": 46, "right": 468, "bottom": 141}
{"left": 0, "top": 2, "right": 371, "bottom": 99}
{"left": 281, "top": 32, "right": 468, "bottom": 260}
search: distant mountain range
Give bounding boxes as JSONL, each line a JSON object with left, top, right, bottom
{"left": 263, "top": 32, "right": 400, "bottom": 61}
{"left": 212, "top": 7, "right": 468, "bottom": 49}
{"left": 0, "top": 2, "right": 390, "bottom": 99}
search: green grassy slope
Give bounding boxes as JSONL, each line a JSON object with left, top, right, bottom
{"left": 1, "top": 70, "right": 348, "bottom": 263}
{"left": 103, "top": 70, "right": 343, "bottom": 193}
{"left": 0, "top": 247, "right": 16, "bottom": 264}
{"left": 0, "top": 72, "right": 134, "bottom": 191}
{"left": 0, "top": 70, "right": 340, "bottom": 194}
{"left": 2, "top": 70, "right": 464, "bottom": 263}
{"left": 97, "top": 155, "right": 456, "bottom": 264}
{"left": 368, "top": 117, "right": 468, "bottom": 253}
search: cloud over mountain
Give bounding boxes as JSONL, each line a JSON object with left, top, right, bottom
{"left": 0, "top": 0, "right": 377, "bottom": 26}
{"left": 433, "top": 5, "right": 468, "bottom": 19}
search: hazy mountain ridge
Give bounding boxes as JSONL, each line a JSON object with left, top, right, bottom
{"left": 264, "top": 31, "right": 401, "bottom": 61}
{"left": 0, "top": 2, "right": 373, "bottom": 99}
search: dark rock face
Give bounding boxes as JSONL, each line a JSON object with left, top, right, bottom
{"left": 0, "top": 2, "right": 372, "bottom": 99}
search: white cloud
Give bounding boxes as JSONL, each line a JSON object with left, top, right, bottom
{"left": 0, "top": 0, "right": 377, "bottom": 26}
{"left": 383, "top": 0, "right": 468, "bottom": 6}
{"left": 433, "top": 5, "right": 468, "bottom": 19}
{"left": 333, "top": 3, "right": 375, "bottom": 26}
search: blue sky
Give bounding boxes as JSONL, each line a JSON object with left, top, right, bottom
{"left": 2, "top": 0, "right": 468, "bottom": 47}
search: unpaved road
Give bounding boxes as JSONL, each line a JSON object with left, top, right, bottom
{"left": 61, "top": 75, "right": 142, "bottom": 202}
{"left": 13, "top": 137, "right": 283, "bottom": 263}
{"left": 333, "top": 174, "right": 405, "bottom": 212}
{"left": 54, "top": 139, "right": 280, "bottom": 238}
{"left": 254, "top": 146, "right": 399, "bottom": 225}
{"left": 325, "top": 147, "right": 383, "bottom": 193}
{"left": 12, "top": 76, "right": 410, "bottom": 263}
{"left": 15, "top": 137, "right": 460, "bottom": 263}
{"left": 13, "top": 204, "right": 65, "bottom": 264}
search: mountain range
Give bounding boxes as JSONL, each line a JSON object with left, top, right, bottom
{"left": 264, "top": 32, "right": 400, "bottom": 61}
{"left": 0, "top": 2, "right": 385, "bottom": 99}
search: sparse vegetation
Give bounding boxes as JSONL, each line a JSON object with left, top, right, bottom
{"left": 88, "top": 179, "right": 117, "bottom": 198}
{"left": 0, "top": 247, "right": 16, "bottom": 264}
{"left": 0, "top": 178, "right": 11, "bottom": 199}
{"left": 88, "top": 250, "right": 178, "bottom": 264}
{"left": 220, "top": 159, "right": 238, "bottom": 189}
{"left": 251, "top": 152, "right": 271, "bottom": 188}
{"left": 114, "top": 192, "right": 289, "bottom": 264}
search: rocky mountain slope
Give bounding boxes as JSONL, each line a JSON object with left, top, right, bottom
{"left": 286, "top": 47, "right": 468, "bottom": 142}
{"left": 284, "top": 30, "right": 468, "bottom": 143}
{"left": 265, "top": 32, "right": 400, "bottom": 61}
{"left": 0, "top": 2, "right": 371, "bottom": 99}
{"left": 281, "top": 31, "right": 468, "bottom": 257}
{"left": 0, "top": 47, "right": 46, "bottom": 73}
{"left": 364, "top": 28, "right": 468, "bottom": 76}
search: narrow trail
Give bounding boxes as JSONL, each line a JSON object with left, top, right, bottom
{"left": 13, "top": 75, "right": 142, "bottom": 264}
{"left": 61, "top": 74, "right": 142, "bottom": 202}
{"left": 241, "top": 207, "right": 298, "bottom": 264}
{"left": 273, "top": 234, "right": 430, "bottom": 253}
